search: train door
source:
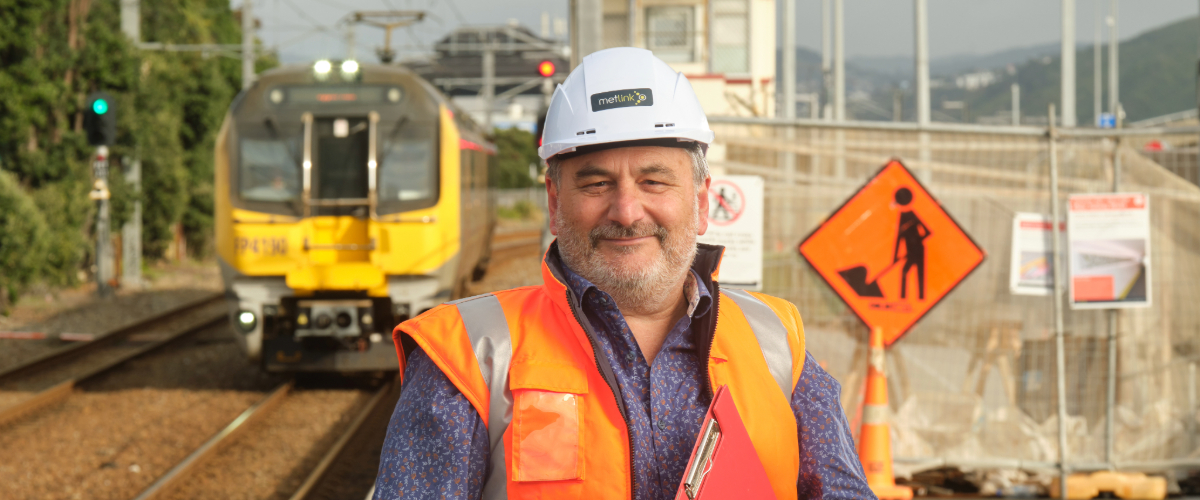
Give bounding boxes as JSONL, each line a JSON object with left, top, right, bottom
{"left": 300, "top": 112, "right": 380, "bottom": 261}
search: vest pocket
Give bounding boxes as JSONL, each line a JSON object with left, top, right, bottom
{"left": 511, "top": 389, "right": 583, "bottom": 481}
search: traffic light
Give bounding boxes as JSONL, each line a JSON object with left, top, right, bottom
{"left": 537, "top": 60, "right": 556, "bottom": 78}
{"left": 84, "top": 91, "right": 117, "bottom": 146}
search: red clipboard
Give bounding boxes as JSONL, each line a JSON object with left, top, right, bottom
{"left": 674, "top": 385, "right": 779, "bottom": 500}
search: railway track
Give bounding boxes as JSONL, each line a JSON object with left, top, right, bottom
{"left": 0, "top": 292, "right": 226, "bottom": 427}
{"left": 129, "top": 379, "right": 398, "bottom": 500}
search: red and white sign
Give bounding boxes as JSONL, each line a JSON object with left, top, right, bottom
{"left": 1010, "top": 213, "right": 1065, "bottom": 296}
{"left": 1067, "top": 193, "right": 1151, "bottom": 309}
{"left": 699, "top": 175, "right": 763, "bottom": 290}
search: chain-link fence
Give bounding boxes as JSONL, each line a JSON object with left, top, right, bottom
{"left": 707, "top": 116, "right": 1200, "bottom": 477}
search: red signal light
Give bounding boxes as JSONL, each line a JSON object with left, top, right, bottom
{"left": 537, "top": 60, "right": 556, "bottom": 78}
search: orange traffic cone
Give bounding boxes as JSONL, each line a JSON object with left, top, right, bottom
{"left": 857, "top": 327, "right": 913, "bottom": 500}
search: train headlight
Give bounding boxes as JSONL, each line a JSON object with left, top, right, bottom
{"left": 340, "top": 59, "right": 359, "bottom": 74}
{"left": 315, "top": 313, "right": 333, "bottom": 329}
{"left": 268, "top": 89, "right": 284, "bottom": 104}
{"left": 236, "top": 310, "right": 257, "bottom": 333}
{"left": 313, "top": 59, "right": 332, "bottom": 80}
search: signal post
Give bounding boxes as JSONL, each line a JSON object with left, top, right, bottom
{"left": 85, "top": 92, "right": 116, "bottom": 297}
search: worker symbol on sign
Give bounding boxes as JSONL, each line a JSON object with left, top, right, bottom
{"left": 708, "top": 179, "right": 745, "bottom": 226}
{"left": 837, "top": 187, "right": 932, "bottom": 300}
{"left": 892, "top": 188, "right": 931, "bottom": 299}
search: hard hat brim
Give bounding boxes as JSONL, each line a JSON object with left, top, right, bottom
{"left": 539, "top": 128, "right": 714, "bottom": 160}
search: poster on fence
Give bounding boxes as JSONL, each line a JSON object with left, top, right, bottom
{"left": 1068, "top": 193, "right": 1152, "bottom": 309}
{"left": 698, "top": 175, "right": 763, "bottom": 290}
{"left": 1009, "top": 213, "right": 1063, "bottom": 296}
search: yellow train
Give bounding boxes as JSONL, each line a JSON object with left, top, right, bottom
{"left": 214, "top": 60, "right": 495, "bottom": 372}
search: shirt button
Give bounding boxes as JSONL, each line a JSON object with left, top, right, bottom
{"left": 625, "top": 352, "right": 637, "bottom": 363}
{"left": 657, "top": 420, "right": 666, "bottom": 431}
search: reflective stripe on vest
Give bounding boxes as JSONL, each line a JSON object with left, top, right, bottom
{"left": 453, "top": 294, "right": 513, "bottom": 500}
{"left": 721, "top": 287, "right": 794, "bottom": 398}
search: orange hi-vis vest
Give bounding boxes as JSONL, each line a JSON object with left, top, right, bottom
{"left": 393, "top": 243, "right": 807, "bottom": 499}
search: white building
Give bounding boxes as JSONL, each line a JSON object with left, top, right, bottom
{"left": 575, "top": 0, "right": 777, "bottom": 118}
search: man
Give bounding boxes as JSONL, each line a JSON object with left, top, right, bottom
{"left": 374, "top": 47, "right": 873, "bottom": 500}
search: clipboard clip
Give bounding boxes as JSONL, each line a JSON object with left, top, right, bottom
{"left": 684, "top": 418, "right": 722, "bottom": 499}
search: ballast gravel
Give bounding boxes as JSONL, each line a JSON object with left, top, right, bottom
{"left": 157, "top": 389, "right": 370, "bottom": 500}
{"left": 0, "top": 323, "right": 283, "bottom": 500}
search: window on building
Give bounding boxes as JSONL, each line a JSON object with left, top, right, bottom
{"left": 603, "top": 13, "right": 629, "bottom": 48}
{"left": 646, "top": 6, "right": 695, "bottom": 63}
{"left": 711, "top": 0, "right": 748, "bottom": 74}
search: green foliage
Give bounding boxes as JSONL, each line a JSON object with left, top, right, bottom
{"left": 491, "top": 127, "right": 542, "bottom": 188}
{"left": 0, "top": 0, "right": 271, "bottom": 301}
{"left": 953, "top": 16, "right": 1200, "bottom": 124}
{"left": 497, "top": 199, "right": 539, "bottom": 220}
{"left": 0, "top": 170, "right": 50, "bottom": 309}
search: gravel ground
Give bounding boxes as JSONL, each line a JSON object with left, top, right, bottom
{"left": 159, "top": 388, "right": 372, "bottom": 500}
{"left": 299, "top": 381, "right": 403, "bottom": 500}
{"left": 0, "top": 259, "right": 222, "bottom": 375}
{"left": 469, "top": 228, "right": 544, "bottom": 295}
{"left": 0, "top": 299, "right": 226, "bottom": 394}
{"left": 0, "top": 322, "right": 285, "bottom": 500}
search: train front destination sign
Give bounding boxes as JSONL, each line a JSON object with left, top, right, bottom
{"left": 798, "top": 160, "right": 985, "bottom": 346}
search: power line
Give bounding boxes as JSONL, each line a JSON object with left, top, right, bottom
{"left": 430, "top": 0, "right": 467, "bottom": 25}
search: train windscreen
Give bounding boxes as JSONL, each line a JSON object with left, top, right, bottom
{"left": 239, "top": 138, "right": 301, "bottom": 203}
{"left": 377, "top": 120, "right": 439, "bottom": 214}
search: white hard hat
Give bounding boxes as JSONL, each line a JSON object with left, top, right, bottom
{"left": 538, "top": 47, "right": 714, "bottom": 160}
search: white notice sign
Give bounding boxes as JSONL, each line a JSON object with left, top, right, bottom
{"left": 1067, "top": 193, "right": 1151, "bottom": 309}
{"left": 698, "top": 175, "right": 763, "bottom": 290}
{"left": 1009, "top": 213, "right": 1063, "bottom": 296}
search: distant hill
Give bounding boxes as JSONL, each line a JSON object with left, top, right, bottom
{"left": 921, "top": 15, "right": 1200, "bottom": 124}
{"left": 781, "top": 16, "right": 1200, "bottom": 124}
{"left": 850, "top": 41, "right": 1062, "bottom": 79}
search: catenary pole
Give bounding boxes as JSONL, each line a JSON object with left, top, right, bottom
{"left": 242, "top": 0, "right": 254, "bottom": 89}
{"left": 628, "top": 0, "right": 636, "bottom": 46}
{"left": 1061, "top": 0, "right": 1076, "bottom": 127}
{"left": 821, "top": 0, "right": 832, "bottom": 120}
{"left": 1048, "top": 103, "right": 1070, "bottom": 500}
{"left": 1095, "top": 7, "right": 1102, "bottom": 125}
{"left": 1106, "top": 105, "right": 1122, "bottom": 469}
{"left": 833, "top": 0, "right": 845, "bottom": 178}
{"left": 1012, "top": 84, "right": 1020, "bottom": 125}
{"left": 915, "top": 0, "right": 930, "bottom": 129}
{"left": 781, "top": 0, "right": 797, "bottom": 256}
{"left": 783, "top": 0, "right": 796, "bottom": 121}
{"left": 120, "top": 0, "right": 142, "bottom": 288}
{"left": 833, "top": 0, "right": 845, "bottom": 121}
{"left": 1108, "top": 0, "right": 1118, "bottom": 116}
{"left": 915, "top": 0, "right": 931, "bottom": 183}
{"left": 483, "top": 47, "right": 495, "bottom": 130}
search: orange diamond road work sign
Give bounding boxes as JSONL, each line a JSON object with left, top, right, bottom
{"left": 798, "top": 160, "right": 985, "bottom": 346}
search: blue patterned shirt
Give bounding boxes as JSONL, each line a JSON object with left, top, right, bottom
{"left": 375, "top": 260, "right": 874, "bottom": 500}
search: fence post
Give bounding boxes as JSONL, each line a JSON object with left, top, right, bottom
{"left": 1048, "top": 103, "right": 1070, "bottom": 500}
{"left": 1106, "top": 108, "right": 1122, "bottom": 469}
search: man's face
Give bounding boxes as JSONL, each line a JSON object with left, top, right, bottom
{"left": 547, "top": 146, "right": 710, "bottom": 304}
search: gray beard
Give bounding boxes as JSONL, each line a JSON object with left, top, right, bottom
{"left": 555, "top": 201, "right": 699, "bottom": 316}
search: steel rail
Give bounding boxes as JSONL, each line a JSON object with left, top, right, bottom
{"left": 130, "top": 382, "right": 295, "bottom": 500}
{"left": 0, "top": 294, "right": 226, "bottom": 427}
{"left": 288, "top": 381, "right": 396, "bottom": 500}
{"left": 0, "top": 292, "right": 223, "bottom": 384}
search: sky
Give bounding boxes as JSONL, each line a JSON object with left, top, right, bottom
{"left": 238, "top": 0, "right": 1200, "bottom": 64}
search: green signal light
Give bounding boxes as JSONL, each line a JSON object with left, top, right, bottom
{"left": 92, "top": 99, "right": 109, "bottom": 115}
